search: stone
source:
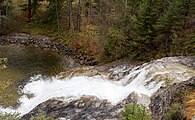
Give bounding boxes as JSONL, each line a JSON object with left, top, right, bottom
{"left": 150, "top": 77, "right": 195, "bottom": 120}
{"left": 21, "top": 96, "right": 122, "bottom": 120}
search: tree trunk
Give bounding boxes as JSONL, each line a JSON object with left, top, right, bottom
{"left": 124, "top": 0, "right": 127, "bottom": 16}
{"left": 32, "top": 0, "right": 38, "bottom": 15}
{"left": 68, "top": 0, "right": 72, "bottom": 29}
{"left": 100, "top": 0, "right": 103, "bottom": 16}
{"left": 85, "top": 1, "right": 90, "bottom": 20}
{"left": 68, "top": 0, "right": 74, "bottom": 35}
{"left": 5, "top": 0, "right": 8, "bottom": 16}
{"left": 28, "top": 0, "right": 32, "bottom": 19}
{"left": 0, "top": 10, "right": 2, "bottom": 30}
{"left": 76, "top": 0, "right": 81, "bottom": 31}
{"left": 56, "top": 0, "right": 60, "bottom": 32}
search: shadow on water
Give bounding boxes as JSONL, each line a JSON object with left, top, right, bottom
{"left": 0, "top": 44, "right": 78, "bottom": 107}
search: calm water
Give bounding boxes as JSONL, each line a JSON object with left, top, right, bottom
{"left": 0, "top": 44, "right": 77, "bottom": 107}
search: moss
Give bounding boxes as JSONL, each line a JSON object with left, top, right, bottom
{"left": 0, "top": 113, "right": 55, "bottom": 120}
{"left": 0, "top": 113, "right": 20, "bottom": 120}
{"left": 122, "top": 103, "right": 152, "bottom": 120}
{"left": 166, "top": 103, "right": 186, "bottom": 120}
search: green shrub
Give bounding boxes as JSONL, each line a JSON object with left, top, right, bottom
{"left": 0, "top": 113, "right": 20, "bottom": 120}
{"left": 122, "top": 103, "right": 152, "bottom": 120}
{"left": 30, "top": 113, "right": 55, "bottom": 120}
{"left": 0, "top": 112, "right": 55, "bottom": 120}
{"left": 166, "top": 103, "right": 186, "bottom": 120}
{"left": 103, "top": 28, "right": 128, "bottom": 61}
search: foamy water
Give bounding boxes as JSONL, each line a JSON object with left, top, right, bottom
{"left": 1, "top": 57, "right": 195, "bottom": 116}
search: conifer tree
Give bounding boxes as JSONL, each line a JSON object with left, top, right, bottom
{"left": 154, "top": 0, "right": 188, "bottom": 54}
{"left": 131, "top": 0, "right": 159, "bottom": 59}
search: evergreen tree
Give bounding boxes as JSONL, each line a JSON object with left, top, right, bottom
{"left": 154, "top": 0, "right": 189, "bottom": 55}
{"left": 130, "top": 0, "right": 159, "bottom": 59}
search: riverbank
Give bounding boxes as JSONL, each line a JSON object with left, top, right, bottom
{"left": 0, "top": 33, "right": 98, "bottom": 66}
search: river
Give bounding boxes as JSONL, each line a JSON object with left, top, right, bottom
{"left": 0, "top": 44, "right": 77, "bottom": 107}
{"left": 0, "top": 44, "right": 195, "bottom": 118}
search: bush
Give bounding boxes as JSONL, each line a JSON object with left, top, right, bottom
{"left": 0, "top": 112, "right": 55, "bottom": 120}
{"left": 166, "top": 103, "right": 186, "bottom": 120}
{"left": 0, "top": 113, "right": 20, "bottom": 120}
{"left": 103, "top": 28, "right": 128, "bottom": 61}
{"left": 122, "top": 103, "right": 152, "bottom": 120}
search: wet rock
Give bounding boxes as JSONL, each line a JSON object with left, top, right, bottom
{"left": 21, "top": 96, "right": 123, "bottom": 120}
{"left": 129, "top": 92, "right": 151, "bottom": 107}
{"left": 150, "top": 77, "right": 195, "bottom": 120}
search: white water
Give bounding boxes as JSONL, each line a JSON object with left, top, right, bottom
{"left": 0, "top": 57, "right": 195, "bottom": 116}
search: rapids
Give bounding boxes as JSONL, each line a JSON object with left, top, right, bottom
{"left": 0, "top": 57, "right": 195, "bottom": 116}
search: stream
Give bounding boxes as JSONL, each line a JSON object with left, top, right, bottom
{"left": 0, "top": 44, "right": 195, "bottom": 119}
{"left": 0, "top": 44, "right": 77, "bottom": 108}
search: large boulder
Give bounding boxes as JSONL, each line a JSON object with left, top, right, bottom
{"left": 150, "top": 77, "right": 195, "bottom": 120}
{"left": 21, "top": 96, "right": 123, "bottom": 120}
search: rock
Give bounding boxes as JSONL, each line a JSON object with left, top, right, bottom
{"left": 21, "top": 96, "right": 122, "bottom": 120}
{"left": 129, "top": 92, "right": 151, "bottom": 107}
{"left": 150, "top": 77, "right": 195, "bottom": 120}
{"left": 57, "top": 66, "right": 109, "bottom": 79}
{"left": 4, "top": 56, "right": 194, "bottom": 119}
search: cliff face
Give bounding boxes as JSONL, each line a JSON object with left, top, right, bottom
{"left": 149, "top": 57, "right": 195, "bottom": 120}
{"left": 150, "top": 77, "right": 195, "bottom": 120}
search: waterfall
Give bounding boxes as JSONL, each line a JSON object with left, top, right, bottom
{"left": 1, "top": 57, "right": 195, "bottom": 116}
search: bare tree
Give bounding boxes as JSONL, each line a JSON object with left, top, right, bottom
{"left": 68, "top": 0, "right": 74, "bottom": 35}
{"left": 76, "top": 0, "right": 81, "bottom": 31}
{"left": 28, "top": 0, "right": 32, "bottom": 19}
{"left": 5, "top": 0, "right": 8, "bottom": 16}
{"left": 55, "top": 0, "right": 60, "bottom": 32}
{"left": 124, "top": 0, "right": 127, "bottom": 15}
{"left": 68, "top": 0, "right": 72, "bottom": 29}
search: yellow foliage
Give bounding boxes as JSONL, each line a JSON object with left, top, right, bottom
{"left": 74, "top": 24, "right": 100, "bottom": 57}
{"left": 0, "top": 81, "right": 11, "bottom": 91}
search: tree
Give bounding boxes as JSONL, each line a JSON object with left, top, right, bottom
{"left": 68, "top": 0, "right": 72, "bottom": 29}
{"left": 154, "top": 0, "right": 189, "bottom": 55}
{"left": 55, "top": 0, "right": 60, "bottom": 32}
{"left": 131, "top": 0, "right": 159, "bottom": 59}
{"left": 28, "top": 0, "right": 32, "bottom": 19}
{"left": 76, "top": 0, "right": 81, "bottom": 31}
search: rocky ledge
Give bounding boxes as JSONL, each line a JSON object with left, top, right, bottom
{"left": 0, "top": 33, "right": 97, "bottom": 66}
{"left": 21, "top": 96, "right": 125, "bottom": 120}
{"left": 20, "top": 77, "right": 195, "bottom": 120}
{"left": 20, "top": 57, "right": 195, "bottom": 120}
{"left": 150, "top": 77, "right": 195, "bottom": 120}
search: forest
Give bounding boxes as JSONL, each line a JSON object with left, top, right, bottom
{"left": 0, "top": 0, "right": 195, "bottom": 120}
{"left": 0, "top": 0, "right": 194, "bottom": 62}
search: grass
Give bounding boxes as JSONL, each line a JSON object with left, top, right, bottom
{"left": 0, "top": 112, "right": 55, "bottom": 120}
{"left": 22, "top": 21, "right": 72, "bottom": 45}
{"left": 184, "top": 87, "right": 195, "bottom": 120}
{"left": 0, "top": 71, "right": 22, "bottom": 108}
